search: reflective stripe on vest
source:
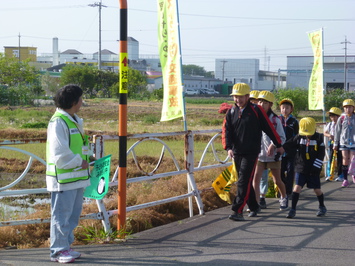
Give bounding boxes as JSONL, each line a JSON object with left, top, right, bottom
{"left": 46, "top": 112, "right": 89, "bottom": 184}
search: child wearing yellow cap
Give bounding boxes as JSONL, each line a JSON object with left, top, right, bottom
{"left": 333, "top": 99, "right": 355, "bottom": 187}
{"left": 279, "top": 98, "right": 299, "bottom": 200}
{"left": 253, "top": 90, "right": 288, "bottom": 212}
{"left": 283, "top": 117, "right": 326, "bottom": 218}
{"left": 324, "top": 107, "right": 343, "bottom": 182}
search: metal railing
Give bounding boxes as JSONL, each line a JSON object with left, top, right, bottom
{"left": 0, "top": 130, "right": 230, "bottom": 232}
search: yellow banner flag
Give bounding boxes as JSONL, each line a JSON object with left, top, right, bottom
{"left": 308, "top": 29, "right": 324, "bottom": 110}
{"left": 157, "top": 0, "right": 184, "bottom": 121}
{"left": 212, "top": 162, "right": 238, "bottom": 204}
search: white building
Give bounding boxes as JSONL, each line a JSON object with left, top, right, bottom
{"left": 149, "top": 75, "right": 223, "bottom": 93}
{"left": 286, "top": 55, "right": 355, "bottom": 91}
{"left": 214, "top": 59, "right": 285, "bottom": 91}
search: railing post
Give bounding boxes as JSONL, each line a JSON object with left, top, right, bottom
{"left": 93, "top": 135, "right": 111, "bottom": 233}
{"left": 185, "top": 131, "right": 204, "bottom": 216}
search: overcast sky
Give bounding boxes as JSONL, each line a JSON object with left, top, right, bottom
{"left": 1, "top": 0, "right": 354, "bottom": 72}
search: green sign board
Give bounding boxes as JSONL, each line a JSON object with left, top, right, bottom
{"left": 84, "top": 155, "right": 111, "bottom": 199}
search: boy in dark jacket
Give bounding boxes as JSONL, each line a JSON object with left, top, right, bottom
{"left": 283, "top": 117, "right": 326, "bottom": 218}
{"left": 279, "top": 98, "right": 299, "bottom": 197}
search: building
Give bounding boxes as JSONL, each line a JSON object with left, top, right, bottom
{"left": 286, "top": 55, "right": 355, "bottom": 91}
{"left": 148, "top": 74, "right": 223, "bottom": 93}
{"left": 215, "top": 59, "right": 285, "bottom": 91}
{"left": 4, "top": 46, "right": 37, "bottom": 62}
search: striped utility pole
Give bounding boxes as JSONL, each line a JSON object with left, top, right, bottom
{"left": 118, "top": 0, "right": 128, "bottom": 236}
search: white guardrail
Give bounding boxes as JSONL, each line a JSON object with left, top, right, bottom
{"left": 0, "top": 130, "right": 231, "bottom": 232}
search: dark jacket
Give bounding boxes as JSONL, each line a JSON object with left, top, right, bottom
{"left": 283, "top": 132, "right": 325, "bottom": 176}
{"left": 224, "top": 101, "right": 282, "bottom": 155}
{"left": 280, "top": 114, "right": 299, "bottom": 158}
{"left": 279, "top": 115, "right": 299, "bottom": 140}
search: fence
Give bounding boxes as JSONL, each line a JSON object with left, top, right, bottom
{"left": 0, "top": 130, "right": 230, "bottom": 232}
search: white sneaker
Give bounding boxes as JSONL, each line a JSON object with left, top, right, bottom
{"left": 279, "top": 197, "right": 288, "bottom": 210}
{"left": 69, "top": 248, "right": 81, "bottom": 259}
{"left": 325, "top": 176, "right": 331, "bottom": 182}
{"left": 335, "top": 176, "right": 344, "bottom": 182}
{"left": 50, "top": 250, "right": 75, "bottom": 263}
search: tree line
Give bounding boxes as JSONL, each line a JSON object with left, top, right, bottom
{"left": 0, "top": 53, "right": 156, "bottom": 106}
{"left": 1, "top": 53, "right": 353, "bottom": 110}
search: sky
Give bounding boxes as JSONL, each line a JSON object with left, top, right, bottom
{"left": 0, "top": 0, "right": 354, "bottom": 72}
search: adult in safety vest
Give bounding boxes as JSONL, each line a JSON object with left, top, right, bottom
{"left": 46, "top": 84, "right": 91, "bottom": 263}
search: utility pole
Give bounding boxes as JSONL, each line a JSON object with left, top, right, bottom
{"left": 89, "top": 0, "right": 107, "bottom": 70}
{"left": 264, "top": 46, "right": 267, "bottom": 70}
{"left": 221, "top": 60, "right": 227, "bottom": 83}
{"left": 18, "top": 33, "right": 21, "bottom": 62}
{"left": 341, "top": 36, "right": 351, "bottom": 91}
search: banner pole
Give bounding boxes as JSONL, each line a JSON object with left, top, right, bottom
{"left": 118, "top": 0, "right": 128, "bottom": 236}
{"left": 175, "top": 0, "right": 187, "bottom": 131}
{"left": 322, "top": 27, "right": 326, "bottom": 123}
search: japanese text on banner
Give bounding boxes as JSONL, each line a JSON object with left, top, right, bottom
{"left": 157, "top": 0, "right": 184, "bottom": 121}
{"left": 308, "top": 29, "right": 324, "bottom": 110}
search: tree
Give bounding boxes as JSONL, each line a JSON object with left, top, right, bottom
{"left": 0, "top": 53, "right": 39, "bottom": 86}
{"left": 41, "top": 72, "right": 60, "bottom": 97}
{"left": 0, "top": 53, "right": 43, "bottom": 105}
{"left": 97, "top": 70, "right": 119, "bottom": 98}
{"left": 60, "top": 64, "right": 97, "bottom": 97}
{"left": 108, "top": 67, "right": 149, "bottom": 99}
{"left": 127, "top": 67, "right": 148, "bottom": 99}
{"left": 60, "top": 64, "right": 118, "bottom": 98}
{"left": 274, "top": 88, "right": 308, "bottom": 117}
{"left": 59, "top": 64, "right": 147, "bottom": 99}
{"left": 182, "top": 64, "right": 213, "bottom": 78}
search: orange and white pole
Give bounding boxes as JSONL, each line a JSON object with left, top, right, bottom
{"left": 118, "top": 0, "right": 128, "bottom": 235}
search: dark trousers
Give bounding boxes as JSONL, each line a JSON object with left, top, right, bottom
{"left": 281, "top": 156, "right": 295, "bottom": 196}
{"left": 232, "top": 153, "right": 259, "bottom": 214}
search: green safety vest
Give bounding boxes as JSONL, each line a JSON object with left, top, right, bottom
{"left": 46, "top": 112, "right": 89, "bottom": 184}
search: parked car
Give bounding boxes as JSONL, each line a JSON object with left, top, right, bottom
{"left": 201, "top": 88, "right": 219, "bottom": 95}
{"left": 185, "top": 88, "right": 199, "bottom": 95}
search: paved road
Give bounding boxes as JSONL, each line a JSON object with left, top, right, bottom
{"left": 1, "top": 179, "right": 354, "bottom": 265}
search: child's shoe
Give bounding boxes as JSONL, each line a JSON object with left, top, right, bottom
{"left": 335, "top": 175, "right": 344, "bottom": 182}
{"left": 341, "top": 180, "right": 349, "bottom": 188}
{"left": 69, "top": 248, "right": 81, "bottom": 259}
{"left": 279, "top": 197, "right": 288, "bottom": 210}
{"left": 316, "top": 206, "right": 327, "bottom": 217}
{"left": 259, "top": 197, "right": 267, "bottom": 209}
{"left": 50, "top": 250, "right": 75, "bottom": 263}
{"left": 286, "top": 209, "right": 296, "bottom": 218}
{"left": 352, "top": 175, "right": 355, "bottom": 184}
{"left": 325, "top": 176, "right": 332, "bottom": 182}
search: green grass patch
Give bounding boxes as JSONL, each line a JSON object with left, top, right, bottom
{"left": 185, "top": 98, "right": 228, "bottom": 104}
{"left": 0, "top": 109, "right": 52, "bottom": 129}
{"left": 21, "top": 122, "right": 48, "bottom": 129}
{"left": 0, "top": 109, "right": 52, "bottom": 118}
{"left": 200, "top": 118, "right": 223, "bottom": 126}
{"left": 143, "top": 115, "right": 160, "bottom": 124}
